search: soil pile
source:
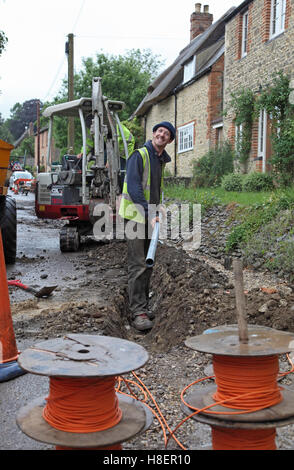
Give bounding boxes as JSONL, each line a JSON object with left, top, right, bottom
{"left": 13, "top": 240, "right": 294, "bottom": 353}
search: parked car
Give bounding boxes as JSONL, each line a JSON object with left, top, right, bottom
{"left": 9, "top": 170, "right": 33, "bottom": 191}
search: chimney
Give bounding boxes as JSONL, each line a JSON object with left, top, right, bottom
{"left": 190, "top": 3, "right": 213, "bottom": 41}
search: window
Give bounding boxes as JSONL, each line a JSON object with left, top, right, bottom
{"left": 242, "top": 11, "right": 249, "bottom": 57}
{"left": 178, "top": 123, "right": 194, "bottom": 153}
{"left": 183, "top": 56, "right": 196, "bottom": 84}
{"left": 270, "top": 0, "right": 286, "bottom": 38}
{"left": 216, "top": 127, "right": 223, "bottom": 148}
{"left": 213, "top": 122, "right": 224, "bottom": 148}
{"left": 235, "top": 123, "right": 243, "bottom": 157}
{"left": 258, "top": 109, "right": 267, "bottom": 172}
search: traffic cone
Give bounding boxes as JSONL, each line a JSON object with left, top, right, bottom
{"left": 0, "top": 230, "right": 26, "bottom": 382}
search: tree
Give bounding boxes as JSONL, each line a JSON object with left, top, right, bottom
{"left": 7, "top": 99, "right": 42, "bottom": 140}
{"left": 0, "top": 30, "right": 8, "bottom": 96}
{"left": 0, "top": 30, "right": 7, "bottom": 56}
{"left": 10, "top": 136, "right": 34, "bottom": 160}
{"left": 0, "top": 113, "right": 13, "bottom": 143}
{"left": 49, "top": 48, "right": 164, "bottom": 156}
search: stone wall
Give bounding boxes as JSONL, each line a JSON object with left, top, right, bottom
{"left": 176, "top": 74, "right": 210, "bottom": 177}
{"left": 145, "top": 97, "right": 175, "bottom": 176}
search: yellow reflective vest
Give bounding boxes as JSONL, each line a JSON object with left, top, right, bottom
{"left": 119, "top": 147, "right": 165, "bottom": 224}
{"left": 82, "top": 124, "right": 134, "bottom": 160}
{"left": 117, "top": 123, "right": 135, "bottom": 159}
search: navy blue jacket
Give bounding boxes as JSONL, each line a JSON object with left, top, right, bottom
{"left": 126, "top": 140, "right": 171, "bottom": 220}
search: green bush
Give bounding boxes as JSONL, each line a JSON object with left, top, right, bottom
{"left": 242, "top": 172, "right": 274, "bottom": 192}
{"left": 221, "top": 173, "right": 244, "bottom": 192}
{"left": 192, "top": 141, "right": 234, "bottom": 188}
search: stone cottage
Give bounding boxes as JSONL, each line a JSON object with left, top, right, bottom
{"left": 133, "top": 4, "right": 236, "bottom": 177}
{"left": 223, "top": 0, "right": 294, "bottom": 173}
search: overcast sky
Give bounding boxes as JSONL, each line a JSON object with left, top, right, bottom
{"left": 0, "top": 0, "right": 237, "bottom": 119}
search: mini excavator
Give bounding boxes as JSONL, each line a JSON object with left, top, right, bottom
{"left": 35, "top": 77, "right": 129, "bottom": 252}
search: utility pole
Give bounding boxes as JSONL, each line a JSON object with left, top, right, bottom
{"left": 66, "top": 33, "right": 75, "bottom": 153}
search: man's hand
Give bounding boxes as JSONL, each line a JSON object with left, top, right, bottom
{"left": 151, "top": 216, "right": 159, "bottom": 229}
{"left": 158, "top": 204, "right": 166, "bottom": 221}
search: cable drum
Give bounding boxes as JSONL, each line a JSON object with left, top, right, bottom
{"left": 181, "top": 324, "right": 294, "bottom": 450}
{"left": 16, "top": 334, "right": 153, "bottom": 450}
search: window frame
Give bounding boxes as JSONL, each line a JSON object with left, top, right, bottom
{"left": 270, "top": 0, "right": 286, "bottom": 39}
{"left": 183, "top": 56, "right": 196, "bottom": 84}
{"left": 258, "top": 109, "right": 267, "bottom": 172}
{"left": 235, "top": 123, "right": 243, "bottom": 158}
{"left": 178, "top": 122, "right": 194, "bottom": 153}
{"left": 241, "top": 10, "right": 249, "bottom": 57}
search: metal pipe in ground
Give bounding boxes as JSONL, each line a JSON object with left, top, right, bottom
{"left": 146, "top": 221, "right": 160, "bottom": 268}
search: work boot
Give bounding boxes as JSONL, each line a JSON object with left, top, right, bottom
{"left": 146, "top": 310, "right": 155, "bottom": 320}
{"left": 132, "top": 314, "right": 154, "bottom": 331}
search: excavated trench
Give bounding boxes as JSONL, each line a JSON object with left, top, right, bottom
{"left": 12, "top": 240, "right": 294, "bottom": 354}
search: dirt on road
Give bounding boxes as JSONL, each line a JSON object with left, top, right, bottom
{"left": 10, "top": 236, "right": 294, "bottom": 353}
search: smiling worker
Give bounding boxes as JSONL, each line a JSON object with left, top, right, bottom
{"left": 119, "top": 121, "right": 175, "bottom": 331}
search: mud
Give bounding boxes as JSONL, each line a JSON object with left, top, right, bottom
{"left": 4, "top": 192, "right": 294, "bottom": 450}
{"left": 11, "top": 236, "right": 294, "bottom": 355}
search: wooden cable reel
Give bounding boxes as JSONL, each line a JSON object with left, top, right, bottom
{"left": 16, "top": 334, "right": 153, "bottom": 450}
{"left": 182, "top": 260, "right": 294, "bottom": 450}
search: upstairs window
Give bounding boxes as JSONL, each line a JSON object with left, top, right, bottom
{"left": 183, "top": 56, "right": 196, "bottom": 84}
{"left": 242, "top": 11, "right": 249, "bottom": 57}
{"left": 178, "top": 123, "right": 194, "bottom": 153}
{"left": 270, "top": 0, "right": 286, "bottom": 38}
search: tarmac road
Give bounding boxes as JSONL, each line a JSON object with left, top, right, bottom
{"left": 1, "top": 191, "right": 60, "bottom": 450}
{"left": 1, "top": 190, "right": 106, "bottom": 451}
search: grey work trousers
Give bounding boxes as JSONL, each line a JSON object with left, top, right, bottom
{"left": 125, "top": 221, "right": 153, "bottom": 318}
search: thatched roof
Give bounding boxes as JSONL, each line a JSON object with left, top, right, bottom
{"left": 133, "top": 7, "right": 236, "bottom": 118}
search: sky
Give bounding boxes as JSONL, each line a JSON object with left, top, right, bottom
{"left": 0, "top": 0, "right": 238, "bottom": 119}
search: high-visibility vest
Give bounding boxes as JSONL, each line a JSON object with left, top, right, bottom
{"left": 82, "top": 124, "right": 134, "bottom": 159}
{"left": 119, "top": 146, "right": 165, "bottom": 224}
{"left": 117, "top": 123, "right": 135, "bottom": 159}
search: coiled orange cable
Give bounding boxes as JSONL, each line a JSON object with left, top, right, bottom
{"left": 212, "top": 427, "right": 276, "bottom": 450}
{"left": 212, "top": 354, "right": 282, "bottom": 412}
{"left": 43, "top": 376, "right": 122, "bottom": 433}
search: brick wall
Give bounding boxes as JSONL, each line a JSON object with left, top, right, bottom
{"left": 34, "top": 129, "right": 58, "bottom": 171}
{"left": 207, "top": 54, "right": 224, "bottom": 143}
